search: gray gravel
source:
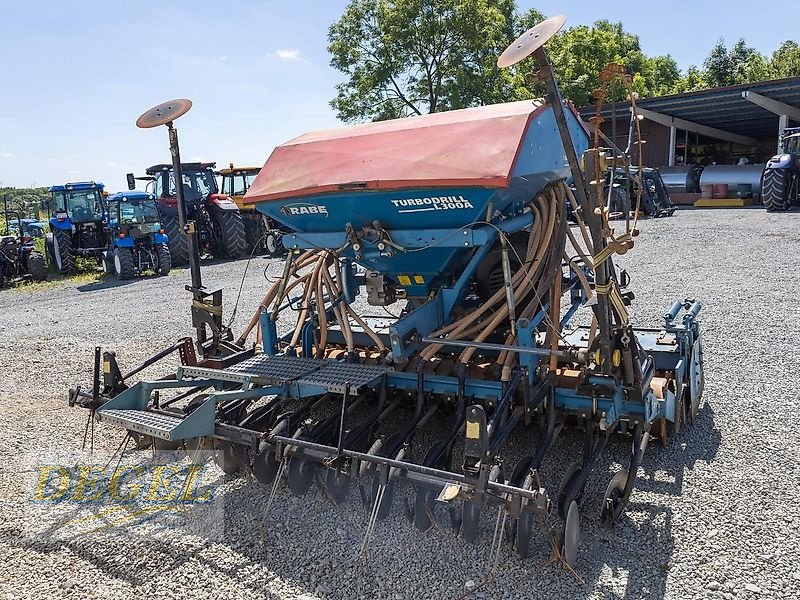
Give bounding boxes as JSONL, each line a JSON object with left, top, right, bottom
{"left": 1, "top": 207, "right": 799, "bottom": 599}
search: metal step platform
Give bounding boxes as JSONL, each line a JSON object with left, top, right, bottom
{"left": 182, "top": 354, "right": 391, "bottom": 394}
{"left": 98, "top": 408, "right": 184, "bottom": 440}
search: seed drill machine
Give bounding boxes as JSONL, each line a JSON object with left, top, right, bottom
{"left": 68, "top": 17, "right": 704, "bottom": 567}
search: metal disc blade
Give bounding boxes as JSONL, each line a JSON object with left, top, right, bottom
{"left": 136, "top": 99, "right": 192, "bottom": 128}
{"left": 497, "top": 15, "right": 566, "bottom": 68}
{"left": 562, "top": 500, "right": 581, "bottom": 567}
{"left": 214, "top": 441, "right": 244, "bottom": 475}
{"left": 325, "top": 468, "right": 351, "bottom": 505}
{"left": 515, "top": 511, "right": 533, "bottom": 558}
{"left": 413, "top": 488, "right": 436, "bottom": 532}
{"left": 250, "top": 444, "right": 280, "bottom": 486}
{"left": 461, "top": 500, "right": 481, "bottom": 543}
{"left": 287, "top": 454, "right": 317, "bottom": 496}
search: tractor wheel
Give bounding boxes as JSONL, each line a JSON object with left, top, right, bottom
{"left": 51, "top": 229, "right": 76, "bottom": 275}
{"left": 216, "top": 211, "right": 247, "bottom": 259}
{"left": 156, "top": 244, "right": 171, "bottom": 276}
{"left": 113, "top": 248, "right": 136, "bottom": 280}
{"left": 161, "top": 215, "right": 189, "bottom": 266}
{"left": 264, "top": 230, "right": 283, "bottom": 257}
{"left": 101, "top": 250, "right": 114, "bottom": 275}
{"left": 243, "top": 216, "right": 263, "bottom": 255}
{"left": 762, "top": 169, "right": 792, "bottom": 212}
{"left": 26, "top": 251, "right": 47, "bottom": 281}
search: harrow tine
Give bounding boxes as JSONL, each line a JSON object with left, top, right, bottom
{"left": 487, "top": 503, "right": 508, "bottom": 575}
{"left": 259, "top": 455, "right": 287, "bottom": 547}
{"left": 359, "top": 481, "right": 387, "bottom": 557}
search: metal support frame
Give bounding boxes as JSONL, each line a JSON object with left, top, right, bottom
{"left": 637, "top": 107, "right": 757, "bottom": 147}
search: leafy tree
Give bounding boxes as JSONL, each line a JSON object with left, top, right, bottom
{"left": 328, "top": 0, "right": 519, "bottom": 122}
{"left": 672, "top": 66, "right": 707, "bottom": 93}
{"left": 702, "top": 39, "right": 731, "bottom": 87}
{"left": 770, "top": 41, "right": 800, "bottom": 78}
{"left": 514, "top": 11, "right": 679, "bottom": 105}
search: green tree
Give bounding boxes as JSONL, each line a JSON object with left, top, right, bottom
{"left": 328, "top": 0, "right": 519, "bottom": 122}
{"left": 702, "top": 39, "right": 731, "bottom": 87}
{"left": 672, "top": 66, "right": 707, "bottom": 93}
{"left": 514, "top": 11, "right": 679, "bottom": 105}
{"left": 770, "top": 41, "right": 800, "bottom": 77}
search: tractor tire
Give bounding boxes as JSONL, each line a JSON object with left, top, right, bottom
{"left": 101, "top": 250, "right": 114, "bottom": 275}
{"left": 51, "top": 228, "right": 76, "bottom": 275}
{"left": 156, "top": 244, "right": 172, "bottom": 276}
{"left": 216, "top": 211, "right": 247, "bottom": 259}
{"left": 264, "top": 230, "right": 284, "bottom": 257}
{"left": 27, "top": 251, "right": 47, "bottom": 281}
{"left": 762, "top": 169, "right": 792, "bottom": 212}
{"left": 161, "top": 215, "right": 189, "bottom": 266}
{"left": 113, "top": 248, "right": 136, "bottom": 280}
{"left": 243, "top": 216, "right": 263, "bottom": 255}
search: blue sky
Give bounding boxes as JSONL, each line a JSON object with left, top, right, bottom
{"left": 1, "top": 1, "right": 798, "bottom": 191}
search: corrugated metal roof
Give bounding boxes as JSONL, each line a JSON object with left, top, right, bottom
{"left": 580, "top": 77, "right": 800, "bottom": 139}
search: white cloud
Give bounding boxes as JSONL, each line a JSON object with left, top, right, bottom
{"left": 106, "top": 161, "right": 118, "bottom": 167}
{"left": 267, "top": 49, "right": 307, "bottom": 63}
{"left": 0, "top": 152, "right": 15, "bottom": 158}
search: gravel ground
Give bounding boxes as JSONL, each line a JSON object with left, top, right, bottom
{"left": 1, "top": 207, "right": 799, "bottom": 600}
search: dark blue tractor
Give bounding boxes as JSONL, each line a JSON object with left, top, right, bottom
{"left": 103, "top": 191, "right": 171, "bottom": 280}
{"left": 761, "top": 127, "right": 800, "bottom": 212}
{"left": 0, "top": 215, "right": 47, "bottom": 286}
{"left": 45, "top": 181, "right": 109, "bottom": 274}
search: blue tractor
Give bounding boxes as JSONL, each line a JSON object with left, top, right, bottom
{"left": 104, "top": 191, "right": 171, "bottom": 280}
{"left": 761, "top": 127, "right": 800, "bottom": 211}
{"left": 45, "top": 181, "right": 109, "bottom": 274}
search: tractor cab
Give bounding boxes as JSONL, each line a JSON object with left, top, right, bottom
{"left": 45, "top": 181, "right": 109, "bottom": 275}
{"left": 217, "top": 164, "right": 260, "bottom": 206}
{"left": 49, "top": 182, "right": 106, "bottom": 225}
{"left": 146, "top": 162, "right": 221, "bottom": 215}
{"left": 104, "top": 191, "right": 170, "bottom": 279}
{"left": 107, "top": 191, "right": 163, "bottom": 238}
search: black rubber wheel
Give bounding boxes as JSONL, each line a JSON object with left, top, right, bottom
{"left": 113, "top": 248, "right": 136, "bottom": 280}
{"left": 243, "top": 215, "right": 263, "bottom": 255}
{"left": 26, "top": 251, "right": 47, "bottom": 281}
{"left": 265, "top": 230, "right": 280, "bottom": 256}
{"left": 156, "top": 244, "right": 171, "bottom": 275}
{"left": 161, "top": 214, "right": 189, "bottom": 265}
{"left": 44, "top": 233, "right": 55, "bottom": 268}
{"left": 762, "top": 169, "right": 792, "bottom": 212}
{"left": 51, "top": 228, "right": 75, "bottom": 275}
{"left": 216, "top": 210, "right": 247, "bottom": 259}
